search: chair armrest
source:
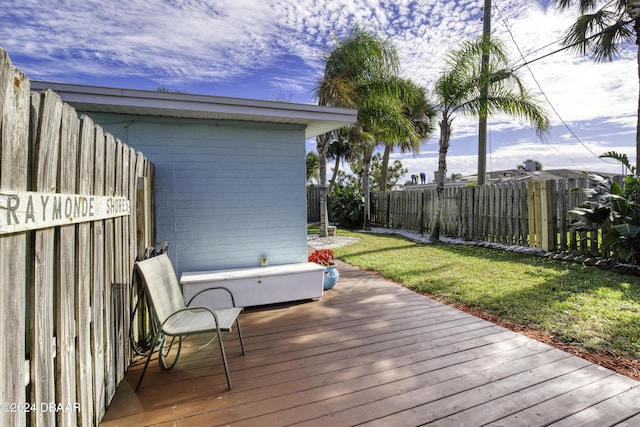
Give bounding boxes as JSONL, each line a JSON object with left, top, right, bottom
{"left": 186, "top": 286, "right": 238, "bottom": 308}
{"left": 160, "top": 306, "right": 220, "bottom": 334}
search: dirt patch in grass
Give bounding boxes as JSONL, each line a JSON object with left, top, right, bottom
{"left": 421, "top": 291, "right": 640, "bottom": 382}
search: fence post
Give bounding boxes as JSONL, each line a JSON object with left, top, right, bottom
{"left": 468, "top": 186, "right": 475, "bottom": 240}
{"left": 419, "top": 191, "right": 424, "bottom": 235}
{"left": 385, "top": 192, "right": 390, "bottom": 228}
{"left": 136, "top": 176, "right": 151, "bottom": 259}
{"left": 527, "top": 181, "right": 554, "bottom": 250}
{"left": 540, "top": 181, "right": 555, "bottom": 252}
{"left": 528, "top": 182, "right": 540, "bottom": 248}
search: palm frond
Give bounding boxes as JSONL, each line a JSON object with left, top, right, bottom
{"left": 435, "top": 34, "right": 550, "bottom": 140}
{"left": 600, "top": 151, "right": 635, "bottom": 174}
{"left": 554, "top": 0, "right": 599, "bottom": 14}
{"left": 315, "top": 76, "right": 357, "bottom": 107}
{"left": 322, "top": 26, "right": 399, "bottom": 83}
{"left": 558, "top": 3, "right": 634, "bottom": 62}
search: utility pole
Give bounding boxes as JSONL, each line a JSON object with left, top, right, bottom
{"left": 627, "top": 1, "right": 640, "bottom": 172}
{"left": 477, "top": 0, "right": 491, "bottom": 185}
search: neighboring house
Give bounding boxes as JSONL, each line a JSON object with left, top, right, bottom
{"left": 402, "top": 168, "right": 619, "bottom": 189}
{"left": 461, "top": 168, "right": 618, "bottom": 184}
{"left": 31, "top": 81, "right": 357, "bottom": 276}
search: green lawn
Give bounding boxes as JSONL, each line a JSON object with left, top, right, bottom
{"left": 319, "top": 228, "right": 640, "bottom": 360}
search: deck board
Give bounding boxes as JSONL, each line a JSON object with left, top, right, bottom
{"left": 101, "top": 259, "right": 640, "bottom": 426}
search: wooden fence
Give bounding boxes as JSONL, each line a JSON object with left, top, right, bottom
{"left": 307, "top": 185, "right": 321, "bottom": 223}
{"left": 1, "top": 49, "right": 155, "bottom": 426}
{"left": 370, "top": 179, "right": 604, "bottom": 254}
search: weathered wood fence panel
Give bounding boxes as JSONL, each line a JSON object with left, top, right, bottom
{"left": 77, "top": 115, "right": 96, "bottom": 427}
{"left": 0, "top": 48, "right": 30, "bottom": 427}
{"left": 57, "top": 103, "right": 79, "bottom": 427}
{"left": 369, "top": 178, "right": 604, "bottom": 256}
{"left": 32, "top": 87, "right": 63, "bottom": 427}
{"left": 307, "top": 185, "right": 320, "bottom": 222}
{"left": 93, "top": 123, "right": 107, "bottom": 423}
{"left": 0, "top": 50, "right": 155, "bottom": 426}
{"left": 306, "top": 176, "right": 602, "bottom": 257}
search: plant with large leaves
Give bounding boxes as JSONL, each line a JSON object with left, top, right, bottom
{"left": 330, "top": 174, "right": 364, "bottom": 229}
{"left": 316, "top": 26, "right": 430, "bottom": 231}
{"left": 430, "top": 35, "right": 550, "bottom": 241}
{"left": 552, "top": 0, "right": 640, "bottom": 170}
{"left": 571, "top": 151, "right": 640, "bottom": 263}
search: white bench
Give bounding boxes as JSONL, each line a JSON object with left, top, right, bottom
{"left": 181, "top": 262, "right": 325, "bottom": 308}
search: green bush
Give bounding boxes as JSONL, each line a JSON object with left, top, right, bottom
{"left": 330, "top": 177, "right": 364, "bottom": 229}
{"left": 571, "top": 151, "right": 640, "bottom": 264}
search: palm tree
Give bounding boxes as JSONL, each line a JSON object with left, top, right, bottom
{"left": 314, "top": 132, "right": 332, "bottom": 237}
{"left": 315, "top": 26, "right": 397, "bottom": 236}
{"left": 306, "top": 151, "right": 319, "bottom": 185}
{"left": 326, "top": 126, "right": 355, "bottom": 195}
{"left": 357, "top": 77, "right": 432, "bottom": 228}
{"left": 316, "top": 26, "right": 425, "bottom": 231}
{"left": 379, "top": 80, "right": 437, "bottom": 192}
{"left": 431, "top": 35, "right": 550, "bottom": 241}
{"left": 553, "top": 0, "right": 640, "bottom": 169}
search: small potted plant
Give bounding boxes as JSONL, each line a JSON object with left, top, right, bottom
{"left": 308, "top": 249, "right": 339, "bottom": 290}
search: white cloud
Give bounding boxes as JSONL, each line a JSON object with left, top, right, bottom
{"left": 3, "top": 0, "right": 635, "bottom": 115}
{"left": 2, "top": 0, "right": 637, "bottom": 181}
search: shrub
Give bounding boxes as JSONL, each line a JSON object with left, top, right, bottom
{"left": 330, "top": 177, "right": 364, "bottom": 229}
{"left": 570, "top": 151, "right": 640, "bottom": 264}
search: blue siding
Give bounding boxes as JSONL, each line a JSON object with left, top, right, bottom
{"left": 88, "top": 114, "right": 308, "bottom": 276}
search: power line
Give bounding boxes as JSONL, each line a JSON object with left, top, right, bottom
{"left": 510, "top": 17, "right": 634, "bottom": 72}
{"left": 494, "top": 2, "right": 616, "bottom": 167}
{"left": 510, "top": 38, "right": 565, "bottom": 68}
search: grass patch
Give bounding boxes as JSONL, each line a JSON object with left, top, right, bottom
{"left": 331, "top": 230, "right": 640, "bottom": 360}
{"left": 307, "top": 224, "right": 320, "bottom": 235}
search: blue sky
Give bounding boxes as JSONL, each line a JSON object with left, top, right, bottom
{"left": 2, "top": 0, "right": 636, "bottom": 180}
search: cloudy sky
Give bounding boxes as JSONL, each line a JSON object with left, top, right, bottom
{"left": 2, "top": 0, "right": 636, "bottom": 180}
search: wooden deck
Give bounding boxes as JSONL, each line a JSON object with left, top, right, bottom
{"left": 101, "top": 260, "right": 640, "bottom": 426}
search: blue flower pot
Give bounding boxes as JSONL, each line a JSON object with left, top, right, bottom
{"left": 323, "top": 264, "right": 339, "bottom": 290}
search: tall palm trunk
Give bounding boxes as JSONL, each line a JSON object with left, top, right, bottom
{"left": 328, "top": 155, "right": 341, "bottom": 195}
{"left": 431, "top": 116, "right": 451, "bottom": 242}
{"left": 380, "top": 143, "right": 392, "bottom": 192}
{"left": 317, "top": 133, "right": 331, "bottom": 237}
{"left": 636, "top": 22, "right": 640, "bottom": 171}
{"left": 362, "top": 144, "right": 375, "bottom": 230}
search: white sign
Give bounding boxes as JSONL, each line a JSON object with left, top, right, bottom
{"left": 0, "top": 189, "right": 130, "bottom": 234}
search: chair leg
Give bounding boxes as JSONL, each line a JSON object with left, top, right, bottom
{"left": 135, "top": 339, "right": 158, "bottom": 392}
{"left": 236, "top": 318, "right": 246, "bottom": 355}
{"left": 217, "top": 329, "right": 232, "bottom": 389}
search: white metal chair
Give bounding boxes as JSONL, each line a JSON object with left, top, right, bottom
{"left": 134, "top": 253, "right": 245, "bottom": 391}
